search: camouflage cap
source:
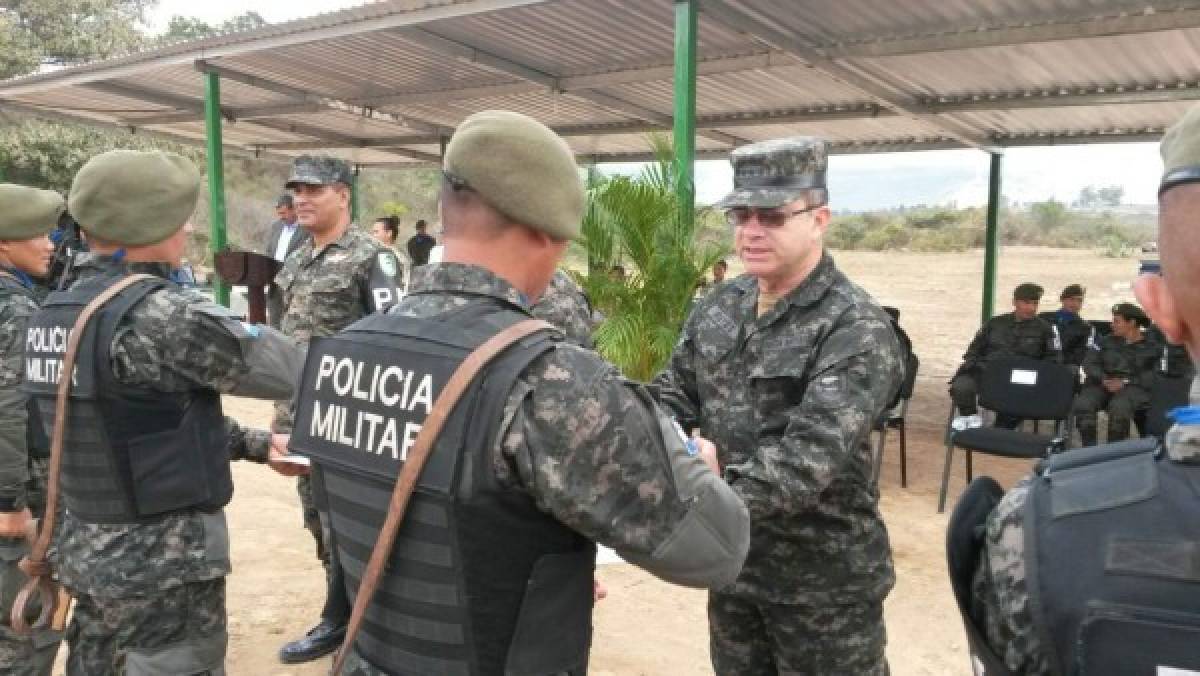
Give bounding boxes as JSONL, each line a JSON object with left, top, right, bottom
{"left": 69, "top": 150, "right": 200, "bottom": 246}
{"left": 444, "top": 110, "right": 584, "bottom": 240}
{"left": 1160, "top": 104, "right": 1200, "bottom": 194}
{"left": 1060, "top": 283, "right": 1086, "bottom": 299}
{"left": 715, "top": 137, "right": 829, "bottom": 209}
{"left": 1111, "top": 302, "right": 1149, "bottom": 326}
{"left": 0, "top": 184, "right": 65, "bottom": 240}
{"left": 285, "top": 155, "right": 353, "bottom": 188}
{"left": 1013, "top": 282, "right": 1044, "bottom": 302}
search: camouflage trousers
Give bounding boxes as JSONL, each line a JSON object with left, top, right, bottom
{"left": 1073, "top": 383, "right": 1150, "bottom": 446}
{"left": 0, "top": 456, "right": 61, "bottom": 675}
{"left": 338, "top": 648, "right": 581, "bottom": 676}
{"left": 66, "top": 578, "right": 227, "bottom": 676}
{"left": 708, "top": 591, "right": 887, "bottom": 675}
{"left": 297, "top": 475, "right": 328, "bottom": 565}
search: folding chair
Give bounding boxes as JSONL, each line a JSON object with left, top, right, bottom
{"left": 937, "top": 357, "right": 1076, "bottom": 512}
{"left": 871, "top": 353, "right": 919, "bottom": 488}
{"left": 1142, "top": 371, "right": 1193, "bottom": 439}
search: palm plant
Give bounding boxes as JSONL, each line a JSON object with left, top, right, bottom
{"left": 575, "top": 137, "right": 728, "bottom": 381}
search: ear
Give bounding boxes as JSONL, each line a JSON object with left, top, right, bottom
{"left": 812, "top": 206, "right": 832, "bottom": 237}
{"left": 1135, "top": 274, "right": 1187, "bottom": 345}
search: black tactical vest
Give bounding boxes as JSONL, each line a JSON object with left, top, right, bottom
{"left": 291, "top": 303, "right": 595, "bottom": 676}
{"left": 1027, "top": 438, "right": 1200, "bottom": 675}
{"left": 21, "top": 269, "right": 232, "bottom": 523}
{"left": 0, "top": 275, "right": 49, "bottom": 458}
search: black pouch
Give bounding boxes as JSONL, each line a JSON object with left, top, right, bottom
{"left": 1078, "top": 602, "right": 1200, "bottom": 675}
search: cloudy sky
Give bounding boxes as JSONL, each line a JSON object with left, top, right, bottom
{"left": 144, "top": 1, "right": 1167, "bottom": 210}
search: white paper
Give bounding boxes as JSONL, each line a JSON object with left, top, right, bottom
{"left": 277, "top": 454, "right": 311, "bottom": 467}
{"left": 1010, "top": 369, "right": 1038, "bottom": 385}
{"left": 1159, "top": 667, "right": 1200, "bottom": 676}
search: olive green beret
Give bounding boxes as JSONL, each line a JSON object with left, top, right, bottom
{"left": 1013, "top": 282, "right": 1044, "bottom": 302}
{"left": 0, "top": 184, "right": 65, "bottom": 240}
{"left": 1160, "top": 104, "right": 1200, "bottom": 194}
{"left": 1060, "top": 284, "right": 1085, "bottom": 299}
{"left": 69, "top": 150, "right": 201, "bottom": 246}
{"left": 444, "top": 110, "right": 584, "bottom": 240}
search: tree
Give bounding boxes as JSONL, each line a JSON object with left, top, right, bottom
{"left": 0, "top": 0, "right": 152, "bottom": 80}
{"left": 157, "top": 11, "right": 265, "bottom": 44}
{"left": 1030, "top": 199, "right": 1068, "bottom": 232}
{"left": 1075, "top": 184, "right": 1124, "bottom": 209}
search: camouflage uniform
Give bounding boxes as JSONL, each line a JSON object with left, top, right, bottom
{"left": 1038, "top": 310, "right": 1093, "bottom": 368}
{"left": 654, "top": 252, "right": 903, "bottom": 674}
{"left": 951, "top": 313, "right": 1062, "bottom": 416}
{"left": 1072, "top": 332, "right": 1160, "bottom": 445}
{"left": 972, "top": 378, "right": 1200, "bottom": 675}
{"left": 272, "top": 226, "right": 400, "bottom": 562}
{"left": 531, "top": 269, "right": 595, "bottom": 348}
{"left": 51, "top": 254, "right": 289, "bottom": 675}
{"left": 0, "top": 269, "right": 58, "bottom": 675}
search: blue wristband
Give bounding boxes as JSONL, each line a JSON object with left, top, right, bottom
{"left": 1168, "top": 405, "right": 1200, "bottom": 426}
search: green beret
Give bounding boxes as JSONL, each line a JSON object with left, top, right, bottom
{"left": 1060, "top": 284, "right": 1085, "bottom": 299}
{"left": 0, "top": 184, "right": 65, "bottom": 240}
{"left": 1160, "top": 104, "right": 1200, "bottom": 194}
{"left": 1111, "top": 302, "right": 1150, "bottom": 326}
{"left": 444, "top": 110, "right": 584, "bottom": 240}
{"left": 69, "top": 150, "right": 201, "bottom": 246}
{"left": 1013, "top": 282, "right": 1044, "bottom": 302}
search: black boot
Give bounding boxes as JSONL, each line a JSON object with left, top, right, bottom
{"left": 279, "top": 618, "right": 346, "bottom": 664}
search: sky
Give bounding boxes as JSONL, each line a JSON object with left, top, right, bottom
{"left": 143, "top": 1, "right": 1168, "bottom": 211}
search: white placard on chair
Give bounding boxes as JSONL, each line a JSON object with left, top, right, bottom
{"left": 1011, "top": 369, "right": 1038, "bottom": 385}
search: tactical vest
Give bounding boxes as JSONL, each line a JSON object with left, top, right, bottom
{"left": 0, "top": 274, "right": 49, "bottom": 458}
{"left": 20, "top": 270, "right": 233, "bottom": 523}
{"left": 291, "top": 303, "right": 595, "bottom": 676}
{"left": 1027, "top": 438, "right": 1200, "bottom": 675}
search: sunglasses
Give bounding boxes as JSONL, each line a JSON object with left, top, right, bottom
{"left": 724, "top": 205, "right": 822, "bottom": 228}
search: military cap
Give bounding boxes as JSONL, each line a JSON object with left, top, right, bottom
{"left": 1111, "top": 302, "right": 1150, "bottom": 326}
{"left": 0, "top": 184, "right": 65, "bottom": 240}
{"left": 1160, "top": 104, "right": 1200, "bottom": 195}
{"left": 1013, "top": 282, "right": 1044, "bottom": 302}
{"left": 443, "top": 110, "right": 584, "bottom": 240}
{"left": 1060, "top": 284, "right": 1086, "bottom": 299}
{"left": 715, "top": 137, "right": 829, "bottom": 209}
{"left": 276, "top": 194, "right": 295, "bottom": 208}
{"left": 285, "top": 155, "right": 353, "bottom": 188}
{"left": 69, "top": 150, "right": 200, "bottom": 246}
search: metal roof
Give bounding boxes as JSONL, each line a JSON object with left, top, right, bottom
{"left": 2, "top": 0, "right": 1197, "bottom": 166}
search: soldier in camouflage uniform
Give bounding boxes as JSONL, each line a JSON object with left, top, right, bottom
{"left": 272, "top": 156, "right": 403, "bottom": 664}
{"left": 950, "top": 283, "right": 1062, "bottom": 429}
{"left": 963, "top": 104, "right": 1200, "bottom": 676}
{"left": 530, "top": 268, "right": 596, "bottom": 348}
{"left": 653, "top": 138, "right": 903, "bottom": 674}
{"left": 20, "top": 150, "right": 304, "bottom": 674}
{"left": 0, "top": 184, "right": 66, "bottom": 675}
{"left": 1072, "top": 302, "right": 1160, "bottom": 445}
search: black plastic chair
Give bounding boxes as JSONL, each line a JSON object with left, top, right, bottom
{"left": 871, "top": 353, "right": 919, "bottom": 488}
{"left": 1142, "top": 372, "right": 1192, "bottom": 439}
{"left": 937, "top": 357, "right": 1076, "bottom": 512}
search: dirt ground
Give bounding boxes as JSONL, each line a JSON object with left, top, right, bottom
{"left": 59, "top": 247, "right": 1146, "bottom": 675}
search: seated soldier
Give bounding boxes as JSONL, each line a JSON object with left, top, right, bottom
{"left": 1039, "top": 284, "right": 1091, "bottom": 369}
{"left": 949, "top": 283, "right": 1062, "bottom": 429}
{"left": 1072, "top": 303, "right": 1159, "bottom": 445}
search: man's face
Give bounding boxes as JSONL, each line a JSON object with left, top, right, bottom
{"left": 276, "top": 204, "right": 296, "bottom": 222}
{"left": 1111, "top": 314, "right": 1137, "bottom": 340}
{"left": 292, "top": 183, "right": 348, "bottom": 232}
{"left": 731, "top": 198, "right": 829, "bottom": 284}
{"left": 1013, "top": 298, "right": 1039, "bottom": 320}
{"left": 713, "top": 263, "right": 727, "bottom": 282}
{"left": 1062, "top": 296, "right": 1083, "bottom": 314}
{"left": 371, "top": 221, "right": 395, "bottom": 245}
{"left": 415, "top": 224, "right": 427, "bottom": 236}
{"left": 0, "top": 234, "right": 54, "bottom": 277}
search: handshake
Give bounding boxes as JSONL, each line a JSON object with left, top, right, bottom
{"left": 266, "top": 433, "right": 310, "bottom": 477}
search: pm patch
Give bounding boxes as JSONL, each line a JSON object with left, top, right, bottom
{"left": 810, "top": 373, "right": 847, "bottom": 405}
{"left": 377, "top": 251, "right": 399, "bottom": 278}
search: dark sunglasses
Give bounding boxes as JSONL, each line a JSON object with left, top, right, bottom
{"left": 724, "top": 204, "right": 822, "bottom": 228}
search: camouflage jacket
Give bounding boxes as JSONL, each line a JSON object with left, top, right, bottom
{"left": 52, "top": 254, "right": 282, "bottom": 598}
{"left": 1039, "top": 310, "right": 1093, "bottom": 367}
{"left": 958, "top": 312, "right": 1062, "bottom": 376}
{"left": 972, "top": 377, "right": 1200, "bottom": 675}
{"left": 1081, "top": 332, "right": 1161, "bottom": 388}
{"left": 653, "top": 251, "right": 903, "bottom": 604}
{"left": 273, "top": 226, "right": 401, "bottom": 432}
{"left": 0, "top": 270, "right": 40, "bottom": 511}
{"left": 531, "top": 269, "right": 595, "bottom": 349}
{"left": 388, "top": 263, "right": 746, "bottom": 577}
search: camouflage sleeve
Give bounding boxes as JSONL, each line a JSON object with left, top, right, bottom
{"left": 0, "top": 295, "right": 36, "bottom": 507}
{"left": 226, "top": 416, "right": 271, "bottom": 463}
{"left": 1081, "top": 340, "right": 1105, "bottom": 382}
{"left": 495, "top": 344, "right": 749, "bottom": 587}
{"left": 724, "top": 323, "right": 900, "bottom": 519}
{"left": 531, "top": 273, "right": 596, "bottom": 349}
{"left": 971, "top": 476, "right": 1054, "bottom": 675}
{"left": 361, "top": 249, "right": 403, "bottom": 314}
{"left": 961, "top": 323, "right": 990, "bottom": 369}
{"left": 650, "top": 310, "right": 702, "bottom": 429}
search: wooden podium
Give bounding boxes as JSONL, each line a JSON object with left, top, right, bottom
{"left": 213, "top": 250, "right": 281, "bottom": 324}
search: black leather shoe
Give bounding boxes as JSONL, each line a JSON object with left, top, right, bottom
{"left": 279, "top": 619, "right": 346, "bottom": 664}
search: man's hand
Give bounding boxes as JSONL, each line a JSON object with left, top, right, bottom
{"left": 1103, "top": 377, "right": 1125, "bottom": 394}
{"left": 692, "top": 433, "right": 722, "bottom": 476}
{"left": 267, "top": 433, "right": 310, "bottom": 477}
{"left": 0, "top": 508, "right": 31, "bottom": 539}
{"left": 593, "top": 579, "right": 608, "bottom": 602}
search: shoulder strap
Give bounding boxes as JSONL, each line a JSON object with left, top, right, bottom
{"left": 331, "top": 318, "right": 554, "bottom": 675}
{"left": 11, "top": 273, "right": 157, "bottom": 634}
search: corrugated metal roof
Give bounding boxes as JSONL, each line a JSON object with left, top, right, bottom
{"left": 3, "top": 0, "right": 1198, "bottom": 165}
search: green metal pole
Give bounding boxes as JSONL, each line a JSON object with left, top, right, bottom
{"left": 673, "top": 0, "right": 697, "bottom": 227}
{"left": 203, "top": 72, "right": 229, "bottom": 307}
{"left": 982, "top": 151, "right": 1002, "bottom": 324}
{"left": 351, "top": 165, "right": 361, "bottom": 224}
